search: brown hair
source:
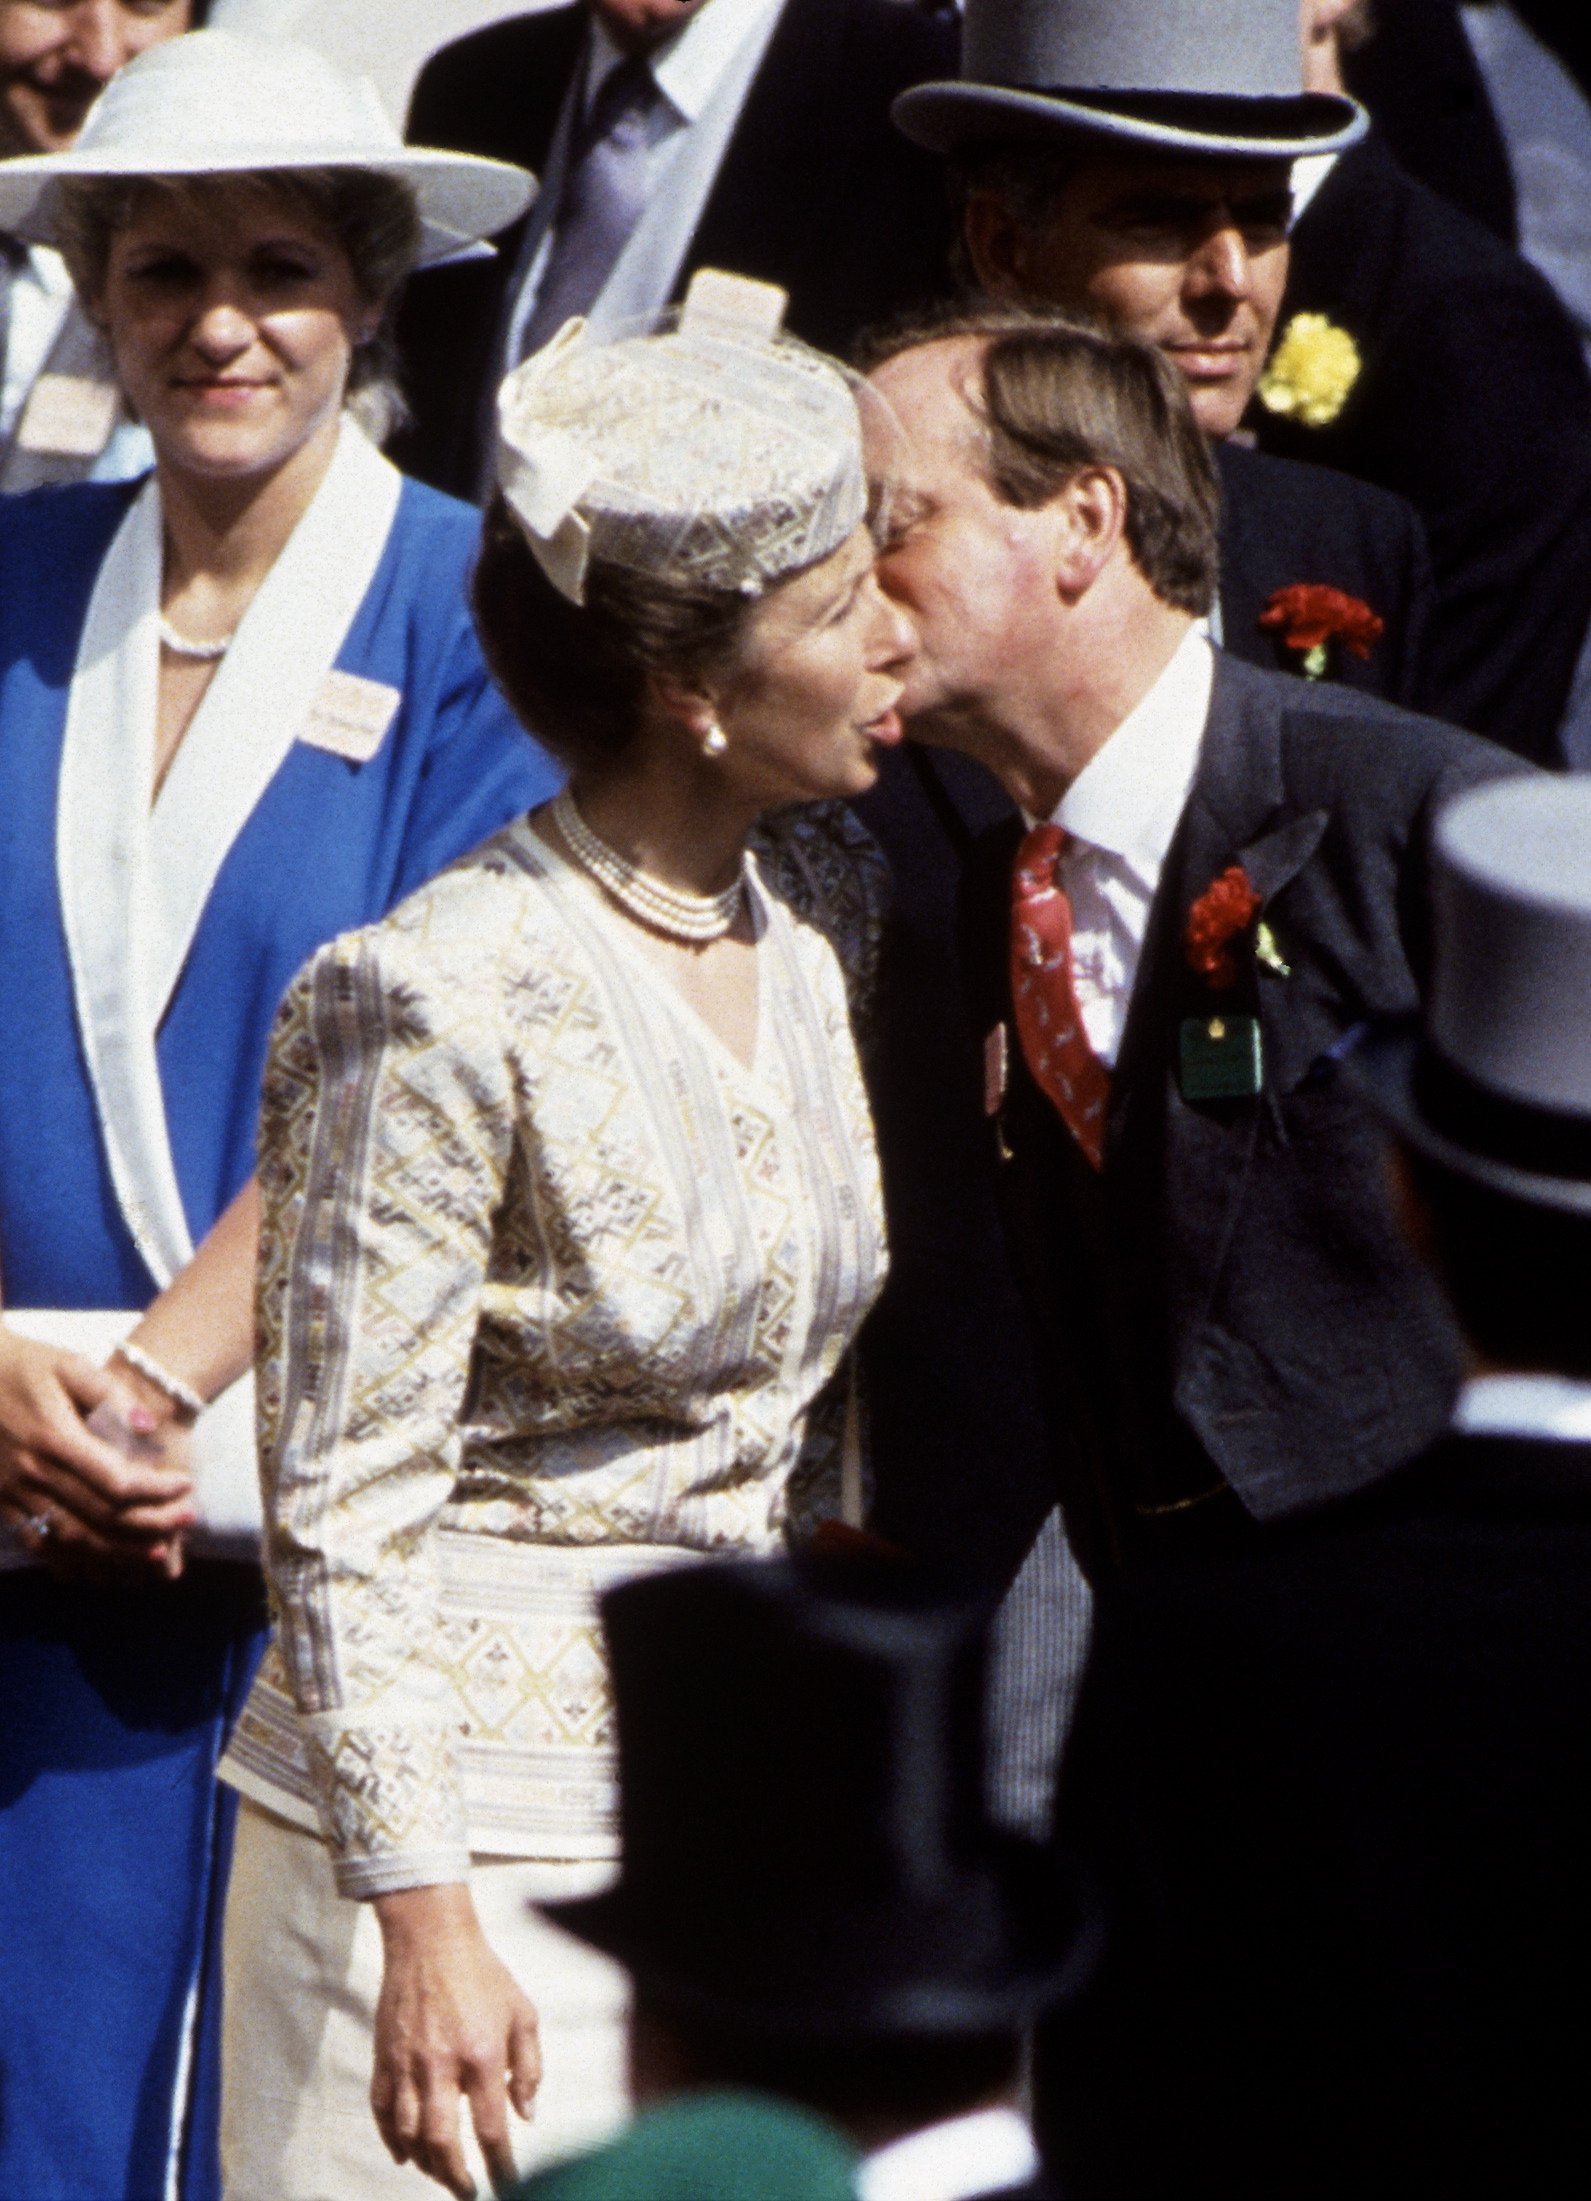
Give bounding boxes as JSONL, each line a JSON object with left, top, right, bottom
{"left": 945, "top": 142, "right": 1081, "bottom": 293}
{"left": 53, "top": 167, "right": 423, "bottom": 443}
{"left": 471, "top": 496, "right": 762, "bottom": 773}
{"left": 859, "top": 303, "right": 1220, "bottom": 615}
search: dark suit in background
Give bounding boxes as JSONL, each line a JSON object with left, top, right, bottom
{"left": 1215, "top": 439, "right": 1433, "bottom": 703}
{"left": 1343, "top": 0, "right": 1517, "bottom": 242}
{"left": 393, "top": 0, "right": 959, "bottom": 496}
{"left": 1258, "top": 130, "right": 1591, "bottom": 763}
{"left": 1043, "top": 1432, "right": 1591, "bottom": 2197}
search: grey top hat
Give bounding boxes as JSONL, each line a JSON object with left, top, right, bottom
{"left": 1356, "top": 777, "right": 1591, "bottom": 1217}
{"left": 895, "top": 0, "right": 1366, "bottom": 163}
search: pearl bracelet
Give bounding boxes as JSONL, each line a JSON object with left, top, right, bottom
{"left": 115, "top": 1341, "right": 207, "bottom": 1419}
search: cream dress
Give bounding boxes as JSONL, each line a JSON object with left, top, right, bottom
{"left": 218, "top": 802, "right": 888, "bottom": 2199}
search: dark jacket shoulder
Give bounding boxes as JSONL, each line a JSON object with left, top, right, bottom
{"left": 1214, "top": 438, "right": 1435, "bottom": 707}
{"left": 1264, "top": 131, "right": 1591, "bottom": 759}
{"left": 406, "top": 6, "right": 585, "bottom": 168}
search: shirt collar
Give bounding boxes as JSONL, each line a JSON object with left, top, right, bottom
{"left": 1289, "top": 149, "right": 1340, "bottom": 226}
{"left": 1453, "top": 1373, "right": 1591, "bottom": 1444}
{"left": 859, "top": 2107, "right": 1039, "bottom": 2201}
{"left": 1051, "top": 624, "right": 1214, "bottom": 888}
{"left": 587, "top": 0, "right": 785, "bottom": 125}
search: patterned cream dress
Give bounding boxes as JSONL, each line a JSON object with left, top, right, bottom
{"left": 219, "top": 800, "right": 888, "bottom": 1895}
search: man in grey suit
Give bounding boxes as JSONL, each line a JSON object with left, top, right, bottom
{"left": 864, "top": 304, "right": 1524, "bottom": 1600}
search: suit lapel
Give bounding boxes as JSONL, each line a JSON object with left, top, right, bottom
{"left": 1108, "top": 656, "right": 1320, "bottom": 1335}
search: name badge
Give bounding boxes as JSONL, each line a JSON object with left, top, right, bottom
{"left": 299, "top": 672, "right": 400, "bottom": 765}
{"left": 983, "top": 1023, "right": 1008, "bottom": 1116}
{"left": 1179, "top": 1014, "right": 1264, "bottom": 1101}
{"left": 16, "top": 373, "right": 120, "bottom": 459}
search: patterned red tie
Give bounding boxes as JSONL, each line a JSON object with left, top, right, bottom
{"left": 1010, "top": 823, "right": 1111, "bottom": 1169}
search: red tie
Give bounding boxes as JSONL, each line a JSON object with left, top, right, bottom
{"left": 1010, "top": 823, "right": 1111, "bottom": 1170}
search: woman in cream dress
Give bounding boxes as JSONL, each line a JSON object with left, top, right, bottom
{"left": 217, "top": 275, "right": 917, "bottom": 2200}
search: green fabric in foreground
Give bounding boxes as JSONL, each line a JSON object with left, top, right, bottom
{"left": 510, "top": 2089, "right": 858, "bottom": 2201}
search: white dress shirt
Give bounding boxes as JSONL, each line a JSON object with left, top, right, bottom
{"left": 1288, "top": 150, "right": 1339, "bottom": 227}
{"left": 502, "top": 0, "right": 785, "bottom": 369}
{"left": 859, "top": 2106, "right": 1040, "bottom": 2201}
{"left": 1453, "top": 1372, "right": 1591, "bottom": 1443}
{"left": 1040, "top": 624, "right": 1215, "bottom": 1068}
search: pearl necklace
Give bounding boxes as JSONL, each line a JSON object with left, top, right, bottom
{"left": 553, "top": 788, "right": 745, "bottom": 943}
{"left": 158, "top": 614, "right": 234, "bottom": 662}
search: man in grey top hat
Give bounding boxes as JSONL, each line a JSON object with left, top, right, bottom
{"left": 896, "top": 0, "right": 1591, "bottom": 766}
{"left": 1049, "top": 774, "right": 1591, "bottom": 2195}
{"left": 892, "top": 0, "right": 1441, "bottom": 722}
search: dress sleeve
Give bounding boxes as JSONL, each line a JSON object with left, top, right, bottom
{"left": 753, "top": 801, "right": 892, "bottom": 1032}
{"left": 389, "top": 599, "right": 563, "bottom": 906}
{"left": 255, "top": 915, "right": 516, "bottom": 1897}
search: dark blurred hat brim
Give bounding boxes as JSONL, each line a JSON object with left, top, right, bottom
{"left": 893, "top": 80, "right": 1367, "bottom": 162}
{"left": 541, "top": 1846, "right": 1101, "bottom": 2036}
{"left": 1353, "top": 1026, "right": 1591, "bottom": 1218}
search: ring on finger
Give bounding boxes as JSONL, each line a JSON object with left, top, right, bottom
{"left": 25, "top": 1511, "right": 54, "bottom": 1541}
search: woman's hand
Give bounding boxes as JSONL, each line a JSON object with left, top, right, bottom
{"left": 0, "top": 1328, "right": 195, "bottom": 1578}
{"left": 371, "top": 1882, "right": 542, "bottom": 2200}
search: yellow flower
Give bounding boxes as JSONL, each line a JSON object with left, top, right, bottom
{"left": 1257, "top": 312, "right": 1361, "bottom": 428}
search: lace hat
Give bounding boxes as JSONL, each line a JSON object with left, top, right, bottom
{"left": 0, "top": 29, "right": 536, "bottom": 266}
{"left": 895, "top": 0, "right": 1366, "bottom": 162}
{"left": 494, "top": 270, "right": 871, "bottom": 608}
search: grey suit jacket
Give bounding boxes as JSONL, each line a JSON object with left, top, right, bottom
{"left": 961, "top": 652, "right": 1527, "bottom": 1569}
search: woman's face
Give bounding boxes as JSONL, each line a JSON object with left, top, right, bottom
{"left": 709, "top": 526, "right": 917, "bottom": 807}
{"left": 95, "top": 183, "right": 374, "bottom": 485}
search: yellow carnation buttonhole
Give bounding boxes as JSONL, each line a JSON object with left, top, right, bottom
{"left": 1257, "top": 312, "right": 1361, "bottom": 428}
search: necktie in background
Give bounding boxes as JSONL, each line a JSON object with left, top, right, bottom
{"left": 1010, "top": 823, "right": 1112, "bottom": 1169}
{"left": 517, "top": 55, "right": 663, "bottom": 357}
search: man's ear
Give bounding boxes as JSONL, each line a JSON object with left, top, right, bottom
{"left": 1051, "top": 466, "right": 1129, "bottom": 598}
{"left": 963, "top": 189, "right": 1029, "bottom": 302}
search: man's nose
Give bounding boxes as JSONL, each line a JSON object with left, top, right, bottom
{"left": 59, "top": 0, "right": 136, "bottom": 83}
{"left": 1186, "top": 222, "right": 1254, "bottom": 303}
{"left": 867, "top": 577, "right": 919, "bottom": 670}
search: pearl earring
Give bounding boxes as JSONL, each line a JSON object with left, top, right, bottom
{"left": 702, "top": 720, "right": 728, "bottom": 758}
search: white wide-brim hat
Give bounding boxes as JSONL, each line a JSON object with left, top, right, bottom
{"left": 0, "top": 28, "right": 536, "bottom": 266}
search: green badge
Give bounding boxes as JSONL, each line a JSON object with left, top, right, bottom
{"left": 1180, "top": 1013, "right": 1264, "bottom": 1100}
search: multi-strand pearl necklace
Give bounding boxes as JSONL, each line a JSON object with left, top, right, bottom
{"left": 553, "top": 788, "right": 745, "bottom": 944}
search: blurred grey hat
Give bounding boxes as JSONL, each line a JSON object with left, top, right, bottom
{"left": 895, "top": 0, "right": 1367, "bottom": 163}
{"left": 1356, "top": 777, "right": 1591, "bottom": 1217}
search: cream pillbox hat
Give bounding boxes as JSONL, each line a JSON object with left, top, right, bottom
{"left": 496, "top": 271, "right": 871, "bottom": 608}
{"left": 0, "top": 29, "right": 536, "bottom": 266}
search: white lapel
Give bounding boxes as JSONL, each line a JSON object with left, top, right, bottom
{"left": 145, "top": 417, "right": 402, "bottom": 1023}
{"left": 57, "top": 477, "right": 189, "bottom": 1287}
{"left": 54, "top": 417, "right": 403, "bottom": 1288}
